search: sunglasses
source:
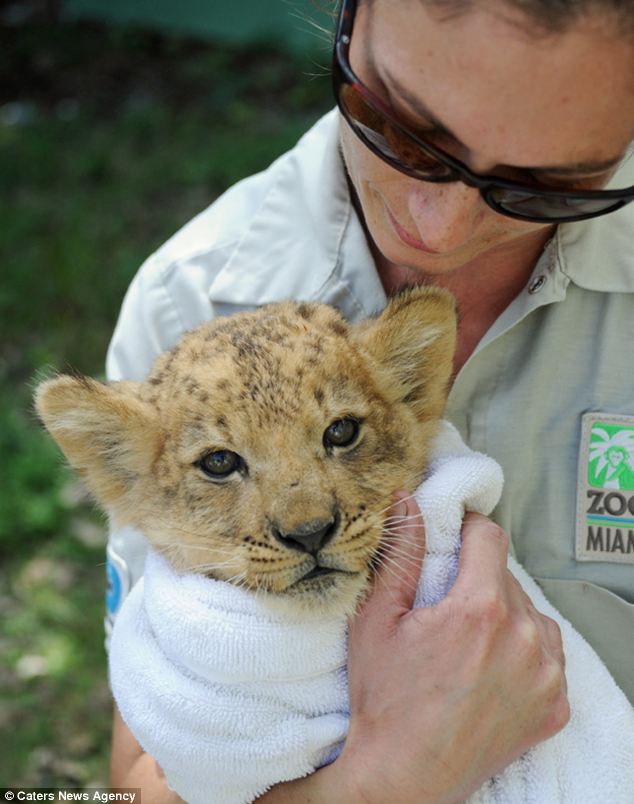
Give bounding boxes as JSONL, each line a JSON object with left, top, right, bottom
{"left": 333, "top": 0, "right": 634, "bottom": 224}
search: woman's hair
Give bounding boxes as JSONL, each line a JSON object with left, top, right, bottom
{"left": 361, "top": 0, "right": 634, "bottom": 35}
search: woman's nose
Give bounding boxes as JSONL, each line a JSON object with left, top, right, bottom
{"left": 406, "top": 181, "right": 485, "bottom": 252}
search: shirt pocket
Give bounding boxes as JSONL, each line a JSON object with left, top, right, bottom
{"left": 536, "top": 575, "right": 634, "bottom": 705}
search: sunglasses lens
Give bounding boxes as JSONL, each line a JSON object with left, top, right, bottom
{"left": 338, "top": 83, "right": 453, "bottom": 180}
{"left": 489, "top": 188, "right": 624, "bottom": 222}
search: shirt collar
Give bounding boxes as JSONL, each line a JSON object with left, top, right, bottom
{"left": 207, "top": 108, "right": 386, "bottom": 321}
{"left": 556, "top": 155, "right": 634, "bottom": 293}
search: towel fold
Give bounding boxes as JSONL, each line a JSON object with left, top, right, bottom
{"left": 109, "top": 421, "right": 634, "bottom": 804}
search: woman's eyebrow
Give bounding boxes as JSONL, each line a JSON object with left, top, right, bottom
{"left": 528, "top": 156, "right": 624, "bottom": 176}
{"left": 381, "top": 67, "right": 462, "bottom": 140}
{"left": 382, "top": 66, "right": 626, "bottom": 176}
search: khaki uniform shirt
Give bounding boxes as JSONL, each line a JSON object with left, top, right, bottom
{"left": 105, "top": 109, "right": 634, "bottom": 702}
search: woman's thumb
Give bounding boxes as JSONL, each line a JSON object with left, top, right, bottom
{"left": 362, "top": 491, "right": 426, "bottom": 619}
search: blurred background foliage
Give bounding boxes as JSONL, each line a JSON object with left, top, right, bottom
{"left": 1, "top": 0, "right": 333, "bottom": 787}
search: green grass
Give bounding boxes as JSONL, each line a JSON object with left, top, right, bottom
{"left": 1, "top": 18, "right": 332, "bottom": 786}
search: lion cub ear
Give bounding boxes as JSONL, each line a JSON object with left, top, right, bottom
{"left": 34, "top": 375, "right": 162, "bottom": 513}
{"left": 354, "top": 286, "right": 457, "bottom": 420}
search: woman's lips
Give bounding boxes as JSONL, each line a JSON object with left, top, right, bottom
{"left": 387, "top": 208, "right": 439, "bottom": 254}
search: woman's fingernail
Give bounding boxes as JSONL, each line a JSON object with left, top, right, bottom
{"left": 390, "top": 498, "right": 407, "bottom": 520}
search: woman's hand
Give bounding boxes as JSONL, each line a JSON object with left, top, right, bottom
{"left": 337, "top": 492, "right": 569, "bottom": 804}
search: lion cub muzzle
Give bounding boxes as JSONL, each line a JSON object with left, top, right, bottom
{"left": 271, "top": 513, "right": 340, "bottom": 555}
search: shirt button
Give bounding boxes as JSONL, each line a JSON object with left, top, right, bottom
{"left": 528, "top": 275, "right": 546, "bottom": 294}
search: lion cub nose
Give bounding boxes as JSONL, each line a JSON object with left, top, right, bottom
{"left": 272, "top": 516, "right": 338, "bottom": 555}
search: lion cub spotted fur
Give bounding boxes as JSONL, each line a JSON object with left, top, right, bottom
{"left": 35, "top": 287, "right": 456, "bottom": 616}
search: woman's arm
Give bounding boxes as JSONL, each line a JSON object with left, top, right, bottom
{"left": 110, "top": 704, "right": 184, "bottom": 803}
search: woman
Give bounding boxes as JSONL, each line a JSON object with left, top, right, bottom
{"left": 108, "top": 0, "right": 634, "bottom": 800}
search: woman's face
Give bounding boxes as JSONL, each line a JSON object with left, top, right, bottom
{"left": 339, "top": 0, "right": 634, "bottom": 276}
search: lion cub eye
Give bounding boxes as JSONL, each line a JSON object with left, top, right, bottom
{"left": 323, "top": 417, "right": 360, "bottom": 449}
{"left": 197, "top": 450, "right": 244, "bottom": 479}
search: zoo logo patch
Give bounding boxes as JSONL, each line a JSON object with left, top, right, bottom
{"left": 576, "top": 412, "right": 634, "bottom": 564}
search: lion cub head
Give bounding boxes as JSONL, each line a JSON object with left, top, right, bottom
{"left": 35, "top": 287, "right": 456, "bottom": 616}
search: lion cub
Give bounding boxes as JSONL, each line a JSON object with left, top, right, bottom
{"left": 35, "top": 287, "right": 456, "bottom": 616}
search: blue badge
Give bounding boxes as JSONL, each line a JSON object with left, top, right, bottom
{"left": 106, "top": 558, "right": 122, "bottom": 615}
{"left": 105, "top": 545, "right": 131, "bottom": 618}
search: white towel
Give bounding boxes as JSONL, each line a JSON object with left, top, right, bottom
{"left": 109, "top": 422, "right": 634, "bottom": 804}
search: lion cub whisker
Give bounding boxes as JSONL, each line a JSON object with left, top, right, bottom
{"left": 375, "top": 494, "right": 422, "bottom": 517}
{"left": 383, "top": 511, "right": 425, "bottom": 526}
